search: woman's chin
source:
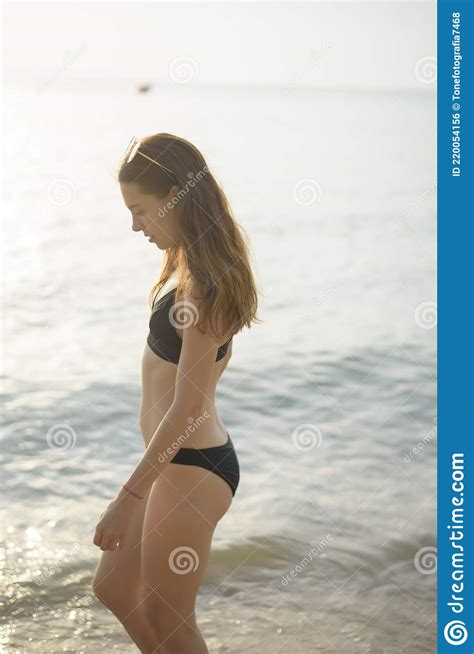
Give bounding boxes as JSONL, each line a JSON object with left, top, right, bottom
{"left": 155, "top": 239, "right": 175, "bottom": 251}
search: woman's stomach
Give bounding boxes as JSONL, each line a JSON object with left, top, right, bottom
{"left": 139, "top": 342, "right": 229, "bottom": 448}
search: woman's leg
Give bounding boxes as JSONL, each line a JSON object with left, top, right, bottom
{"left": 92, "top": 486, "right": 162, "bottom": 653}
{"left": 141, "top": 462, "right": 233, "bottom": 654}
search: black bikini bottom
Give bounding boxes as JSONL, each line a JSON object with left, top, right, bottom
{"left": 170, "top": 432, "right": 240, "bottom": 497}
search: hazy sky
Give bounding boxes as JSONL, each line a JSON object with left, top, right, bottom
{"left": 3, "top": 2, "right": 436, "bottom": 90}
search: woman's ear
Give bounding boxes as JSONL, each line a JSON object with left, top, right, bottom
{"left": 168, "top": 184, "right": 181, "bottom": 200}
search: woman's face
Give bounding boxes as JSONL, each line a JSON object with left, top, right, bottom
{"left": 120, "top": 182, "right": 180, "bottom": 250}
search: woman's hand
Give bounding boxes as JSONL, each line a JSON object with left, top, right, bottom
{"left": 93, "top": 488, "right": 143, "bottom": 551}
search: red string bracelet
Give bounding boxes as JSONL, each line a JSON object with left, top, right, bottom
{"left": 122, "top": 484, "right": 144, "bottom": 500}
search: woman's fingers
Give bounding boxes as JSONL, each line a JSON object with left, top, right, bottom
{"left": 101, "top": 532, "right": 120, "bottom": 551}
{"left": 93, "top": 526, "right": 120, "bottom": 551}
{"left": 93, "top": 528, "right": 103, "bottom": 548}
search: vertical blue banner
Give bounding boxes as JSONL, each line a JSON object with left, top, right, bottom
{"left": 438, "top": 0, "right": 474, "bottom": 652}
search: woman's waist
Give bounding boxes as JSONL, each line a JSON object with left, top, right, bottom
{"left": 139, "top": 398, "right": 227, "bottom": 448}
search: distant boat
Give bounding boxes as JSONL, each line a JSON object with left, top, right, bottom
{"left": 136, "top": 83, "right": 152, "bottom": 94}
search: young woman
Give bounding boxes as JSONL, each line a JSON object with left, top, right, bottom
{"left": 92, "top": 133, "right": 260, "bottom": 653}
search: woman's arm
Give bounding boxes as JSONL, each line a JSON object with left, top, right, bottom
{"left": 118, "top": 287, "right": 221, "bottom": 499}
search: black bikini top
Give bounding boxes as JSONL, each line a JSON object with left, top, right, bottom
{"left": 147, "top": 277, "right": 231, "bottom": 364}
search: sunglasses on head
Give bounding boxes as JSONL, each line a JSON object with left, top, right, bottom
{"left": 123, "top": 137, "right": 175, "bottom": 176}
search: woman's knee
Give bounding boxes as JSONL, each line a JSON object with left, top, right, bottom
{"left": 92, "top": 572, "right": 140, "bottom": 617}
{"left": 92, "top": 575, "right": 120, "bottom": 610}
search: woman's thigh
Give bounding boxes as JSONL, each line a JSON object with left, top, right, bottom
{"left": 141, "top": 464, "right": 233, "bottom": 621}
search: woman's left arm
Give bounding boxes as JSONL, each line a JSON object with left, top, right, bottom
{"left": 93, "top": 288, "right": 220, "bottom": 550}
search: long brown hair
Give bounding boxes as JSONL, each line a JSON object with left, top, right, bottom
{"left": 117, "top": 133, "right": 262, "bottom": 341}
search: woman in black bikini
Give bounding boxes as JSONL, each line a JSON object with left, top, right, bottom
{"left": 92, "top": 133, "right": 260, "bottom": 653}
